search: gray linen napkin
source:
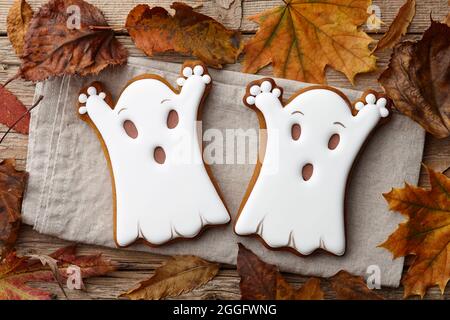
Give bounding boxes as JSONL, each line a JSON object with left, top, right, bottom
{"left": 22, "top": 57, "right": 425, "bottom": 287}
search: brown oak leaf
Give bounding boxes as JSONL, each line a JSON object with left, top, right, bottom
{"left": 0, "top": 159, "right": 27, "bottom": 260}
{"left": 19, "top": 0, "right": 127, "bottom": 82}
{"left": 121, "top": 255, "right": 219, "bottom": 300}
{"left": 374, "top": 0, "right": 416, "bottom": 53}
{"left": 381, "top": 167, "right": 450, "bottom": 298}
{"left": 237, "top": 243, "right": 323, "bottom": 300}
{"left": 6, "top": 0, "right": 33, "bottom": 56}
{"left": 241, "top": 0, "right": 376, "bottom": 84}
{"left": 0, "top": 245, "right": 116, "bottom": 300}
{"left": 379, "top": 21, "right": 450, "bottom": 138}
{"left": 125, "top": 2, "right": 242, "bottom": 68}
{"left": 0, "top": 86, "right": 30, "bottom": 134}
{"left": 329, "top": 270, "right": 384, "bottom": 300}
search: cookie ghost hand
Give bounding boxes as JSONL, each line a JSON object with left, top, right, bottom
{"left": 175, "top": 65, "right": 211, "bottom": 118}
{"left": 78, "top": 86, "right": 115, "bottom": 135}
{"left": 244, "top": 80, "right": 283, "bottom": 120}
{"left": 344, "top": 93, "right": 390, "bottom": 154}
{"left": 354, "top": 93, "right": 389, "bottom": 128}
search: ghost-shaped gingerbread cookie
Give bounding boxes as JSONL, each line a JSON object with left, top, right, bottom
{"left": 234, "top": 79, "right": 390, "bottom": 256}
{"left": 77, "top": 62, "right": 230, "bottom": 247}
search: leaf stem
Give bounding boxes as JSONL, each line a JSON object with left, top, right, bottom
{"left": 89, "top": 25, "right": 127, "bottom": 32}
{"left": 2, "top": 73, "right": 20, "bottom": 88}
{"left": 444, "top": 166, "right": 450, "bottom": 177}
{"left": 0, "top": 95, "right": 43, "bottom": 144}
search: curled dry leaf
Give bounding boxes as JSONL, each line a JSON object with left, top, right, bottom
{"left": 329, "top": 270, "right": 384, "bottom": 300}
{"left": 121, "top": 255, "right": 219, "bottom": 300}
{"left": 379, "top": 21, "right": 450, "bottom": 138}
{"left": 6, "top": 0, "right": 33, "bottom": 56}
{"left": 242, "top": 0, "right": 376, "bottom": 84}
{"left": 0, "top": 86, "right": 30, "bottom": 134}
{"left": 381, "top": 167, "right": 450, "bottom": 298}
{"left": 125, "top": 2, "right": 242, "bottom": 68}
{"left": 237, "top": 243, "right": 324, "bottom": 300}
{"left": 0, "top": 245, "right": 115, "bottom": 300}
{"left": 0, "top": 159, "right": 28, "bottom": 260}
{"left": 20, "top": 0, "right": 127, "bottom": 82}
{"left": 374, "top": 0, "right": 416, "bottom": 53}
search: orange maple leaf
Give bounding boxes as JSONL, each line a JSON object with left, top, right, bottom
{"left": 381, "top": 167, "right": 450, "bottom": 298}
{"left": 242, "top": 0, "right": 376, "bottom": 84}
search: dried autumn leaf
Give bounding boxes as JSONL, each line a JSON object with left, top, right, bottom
{"left": 0, "top": 245, "right": 115, "bottom": 300}
{"left": 50, "top": 245, "right": 117, "bottom": 279}
{"left": 0, "top": 86, "right": 30, "bottom": 134}
{"left": 237, "top": 243, "right": 323, "bottom": 300}
{"left": 0, "top": 252, "right": 55, "bottom": 300}
{"left": 125, "top": 2, "right": 242, "bottom": 68}
{"left": 329, "top": 270, "right": 384, "bottom": 300}
{"left": 0, "top": 159, "right": 27, "bottom": 259}
{"left": 121, "top": 255, "right": 219, "bottom": 300}
{"left": 381, "top": 167, "right": 450, "bottom": 298}
{"left": 374, "top": 0, "right": 416, "bottom": 52}
{"left": 242, "top": 0, "right": 376, "bottom": 84}
{"left": 20, "top": 0, "right": 127, "bottom": 82}
{"left": 379, "top": 21, "right": 450, "bottom": 138}
{"left": 6, "top": 0, "right": 33, "bottom": 56}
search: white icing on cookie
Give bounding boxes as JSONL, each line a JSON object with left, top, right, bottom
{"left": 78, "top": 64, "right": 230, "bottom": 247}
{"left": 235, "top": 80, "right": 389, "bottom": 256}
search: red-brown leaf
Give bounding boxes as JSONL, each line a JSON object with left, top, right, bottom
{"left": 0, "top": 251, "right": 55, "bottom": 300}
{"left": 50, "top": 245, "right": 117, "bottom": 278}
{"left": 20, "top": 0, "right": 127, "bottom": 82}
{"left": 0, "top": 86, "right": 30, "bottom": 134}
{"left": 0, "top": 245, "right": 116, "bottom": 300}
{"left": 329, "top": 270, "right": 384, "bottom": 300}
{"left": 0, "top": 159, "right": 28, "bottom": 259}
{"left": 237, "top": 243, "right": 323, "bottom": 300}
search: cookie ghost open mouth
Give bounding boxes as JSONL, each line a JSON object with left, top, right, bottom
{"left": 302, "top": 163, "right": 314, "bottom": 181}
{"left": 154, "top": 146, "right": 166, "bottom": 164}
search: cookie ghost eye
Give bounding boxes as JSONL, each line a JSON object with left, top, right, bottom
{"left": 328, "top": 133, "right": 340, "bottom": 150}
{"left": 123, "top": 120, "right": 138, "bottom": 139}
{"left": 167, "top": 110, "right": 179, "bottom": 129}
{"left": 291, "top": 123, "right": 301, "bottom": 141}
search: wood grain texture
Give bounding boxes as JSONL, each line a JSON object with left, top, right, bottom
{"left": 0, "top": 0, "right": 449, "bottom": 300}
{"left": 0, "top": 0, "right": 447, "bottom": 34}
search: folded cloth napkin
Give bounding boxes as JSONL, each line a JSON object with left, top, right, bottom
{"left": 22, "top": 57, "right": 425, "bottom": 287}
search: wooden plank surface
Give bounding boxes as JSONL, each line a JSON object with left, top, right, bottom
{"left": 0, "top": 0, "right": 449, "bottom": 300}
{"left": 0, "top": 0, "right": 448, "bottom": 34}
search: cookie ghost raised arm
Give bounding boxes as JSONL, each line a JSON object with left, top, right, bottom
{"left": 235, "top": 79, "right": 390, "bottom": 256}
{"left": 77, "top": 62, "right": 229, "bottom": 248}
{"left": 175, "top": 65, "right": 212, "bottom": 115}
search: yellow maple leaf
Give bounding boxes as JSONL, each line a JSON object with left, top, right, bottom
{"left": 381, "top": 167, "right": 450, "bottom": 298}
{"left": 242, "top": 0, "right": 376, "bottom": 84}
